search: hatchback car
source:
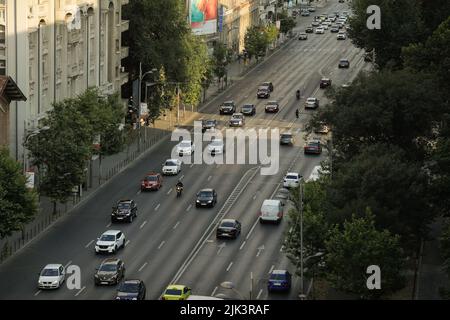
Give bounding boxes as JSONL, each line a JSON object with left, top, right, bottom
{"left": 94, "top": 258, "right": 125, "bottom": 286}
{"left": 162, "top": 285, "right": 192, "bottom": 300}
{"left": 216, "top": 219, "right": 241, "bottom": 239}
{"left": 176, "top": 140, "right": 195, "bottom": 156}
{"left": 265, "top": 101, "right": 280, "bottom": 113}
{"left": 38, "top": 264, "right": 65, "bottom": 289}
{"left": 283, "top": 172, "right": 303, "bottom": 189}
{"left": 298, "top": 32, "right": 308, "bottom": 40}
{"left": 304, "top": 139, "right": 322, "bottom": 155}
{"left": 338, "top": 59, "right": 350, "bottom": 68}
{"left": 116, "top": 279, "right": 146, "bottom": 300}
{"left": 280, "top": 133, "right": 294, "bottom": 145}
{"left": 241, "top": 104, "right": 256, "bottom": 116}
{"left": 229, "top": 113, "right": 245, "bottom": 127}
{"left": 111, "top": 199, "right": 138, "bottom": 223}
{"left": 219, "top": 101, "right": 236, "bottom": 115}
{"left": 95, "top": 230, "right": 126, "bottom": 254}
{"left": 196, "top": 188, "right": 218, "bottom": 208}
{"left": 207, "top": 139, "right": 224, "bottom": 155}
{"left": 140, "top": 172, "right": 162, "bottom": 191}
{"left": 320, "top": 78, "right": 332, "bottom": 88}
{"left": 305, "top": 97, "right": 319, "bottom": 109}
{"left": 268, "top": 270, "right": 292, "bottom": 292}
{"left": 162, "top": 159, "right": 182, "bottom": 175}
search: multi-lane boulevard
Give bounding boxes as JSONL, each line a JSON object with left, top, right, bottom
{"left": 0, "top": 1, "right": 371, "bottom": 300}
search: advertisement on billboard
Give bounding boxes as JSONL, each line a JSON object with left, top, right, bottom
{"left": 190, "top": 0, "right": 218, "bottom": 35}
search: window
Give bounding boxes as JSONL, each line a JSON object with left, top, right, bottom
{"left": 0, "top": 25, "right": 5, "bottom": 45}
{"left": 0, "top": 59, "right": 5, "bottom": 75}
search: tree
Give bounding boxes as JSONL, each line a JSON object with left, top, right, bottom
{"left": 0, "top": 148, "right": 38, "bottom": 238}
{"left": 212, "top": 42, "right": 229, "bottom": 88}
{"left": 277, "top": 11, "right": 296, "bottom": 34}
{"left": 265, "top": 24, "right": 279, "bottom": 47}
{"left": 439, "top": 219, "right": 450, "bottom": 298}
{"left": 324, "top": 211, "right": 406, "bottom": 299}
{"left": 244, "top": 26, "right": 270, "bottom": 60}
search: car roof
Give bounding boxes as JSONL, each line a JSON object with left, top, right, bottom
{"left": 43, "top": 264, "right": 63, "bottom": 269}
{"left": 122, "top": 279, "right": 142, "bottom": 284}
{"left": 118, "top": 199, "right": 133, "bottom": 203}
{"left": 101, "top": 258, "right": 120, "bottom": 265}
{"left": 199, "top": 188, "right": 214, "bottom": 192}
{"left": 221, "top": 219, "right": 237, "bottom": 224}
{"left": 321, "top": 78, "right": 330, "bottom": 81}
{"left": 232, "top": 113, "right": 243, "bottom": 116}
{"left": 166, "top": 284, "right": 187, "bottom": 290}
{"left": 263, "top": 199, "right": 281, "bottom": 205}
{"left": 272, "top": 269, "right": 289, "bottom": 274}
{"left": 102, "top": 230, "right": 121, "bottom": 235}
{"left": 211, "top": 139, "right": 223, "bottom": 143}
{"left": 286, "top": 172, "right": 299, "bottom": 176}
{"left": 340, "top": 58, "right": 349, "bottom": 61}
{"left": 307, "top": 97, "right": 317, "bottom": 100}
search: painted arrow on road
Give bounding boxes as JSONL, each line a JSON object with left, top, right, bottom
{"left": 256, "top": 245, "right": 265, "bottom": 257}
{"left": 217, "top": 242, "right": 226, "bottom": 255}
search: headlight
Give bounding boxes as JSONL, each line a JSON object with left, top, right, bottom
{"left": 94, "top": 274, "right": 99, "bottom": 278}
{"left": 132, "top": 298, "right": 138, "bottom": 300}
{"left": 207, "top": 200, "right": 212, "bottom": 203}
{"left": 196, "top": 200, "right": 200, "bottom": 203}
{"left": 52, "top": 280, "right": 59, "bottom": 284}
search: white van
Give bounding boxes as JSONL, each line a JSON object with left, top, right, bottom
{"left": 259, "top": 199, "right": 284, "bottom": 224}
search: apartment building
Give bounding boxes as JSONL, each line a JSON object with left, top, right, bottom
{"left": 2, "top": 0, "right": 129, "bottom": 162}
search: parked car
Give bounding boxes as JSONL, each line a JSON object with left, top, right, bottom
{"left": 162, "top": 285, "right": 191, "bottom": 300}
{"left": 94, "top": 258, "right": 125, "bottom": 286}
{"left": 229, "top": 113, "right": 245, "bottom": 127}
{"left": 176, "top": 140, "right": 195, "bottom": 156}
{"left": 111, "top": 199, "right": 138, "bottom": 223}
{"left": 207, "top": 139, "right": 224, "bottom": 155}
{"left": 259, "top": 199, "right": 284, "bottom": 224}
{"left": 283, "top": 172, "right": 303, "bottom": 189}
{"left": 298, "top": 32, "right": 308, "bottom": 40}
{"left": 304, "top": 138, "right": 322, "bottom": 155}
{"left": 305, "top": 97, "right": 319, "bottom": 109}
{"left": 219, "top": 101, "right": 236, "bottom": 115}
{"left": 265, "top": 101, "right": 280, "bottom": 113}
{"left": 196, "top": 188, "right": 218, "bottom": 208}
{"left": 280, "top": 133, "right": 294, "bottom": 145}
{"left": 115, "top": 279, "right": 146, "bottom": 300}
{"left": 338, "top": 58, "right": 350, "bottom": 68}
{"left": 216, "top": 219, "right": 241, "bottom": 239}
{"left": 268, "top": 270, "right": 292, "bottom": 292}
{"left": 241, "top": 104, "right": 256, "bottom": 116}
{"left": 162, "top": 159, "right": 182, "bottom": 175}
{"left": 38, "top": 264, "right": 65, "bottom": 289}
{"left": 320, "top": 78, "right": 332, "bottom": 88}
{"left": 140, "top": 172, "right": 163, "bottom": 191}
{"left": 95, "top": 230, "right": 126, "bottom": 254}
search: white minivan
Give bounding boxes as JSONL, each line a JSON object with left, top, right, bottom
{"left": 259, "top": 199, "right": 284, "bottom": 224}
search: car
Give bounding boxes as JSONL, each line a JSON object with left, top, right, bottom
{"left": 261, "top": 82, "right": 274, "bottom": 92}
{"left": 259, "top": 199, "right": 284, "bottom": 224}
{"left": 241, "top": 104, "right": 256, "bottom": 116}
{"left": 162, "top": 159, "right": 182, "bottom": 175}
{"left": 176, "top": 140, "right": 195, "bottom": 155}
{"left": 196, "top": 188, "right": 218, "bottom": 208}
{"left": 111, "top": 199, "right": 138, "bottom": 223}
{"left": 298, "top": 32, "right": 308, "bottom": 40}
{"left": 116, "top": 280, "right": 146, "bottom": 300}
{"left": 257, "top": 85, "right": 271, "bottom": 99}
{"left": 337, "top": 21, "right": 345, "bottom": 29}
{"left": 314, "top": 122, "right": 330, "bottom": 134}
{"left": 207, "top": 139, "right": 224, "bottom": 155}
{"left": 95, "top": 230, "right": 126, "bottom": 254}
{"left": 315, "top": 27, "right": 325, "bottom": 34}
{"left": 329, "top": 15, "right": 336, "bottom": 22}
{"left": 140, "top": 172, "right": 162, "bottom": 191}
{"left": 305, "top": 26, "right": 314, "bottom": 33}
{"left": 283, "top": 172, "right": 303, "bottom": 188}
{"left": 364, "top": 51, "right": 373, "bottom": 62}
{"left": 337, "top": 32, "right": 346, "bottom": 40}
{"left": 330, "top": 25, "right": 339, "bottom": 33}
{"left": 308, "top": 6, "right": 316, "bottom": 12}
{"left": 301, "top": 10, "right": 310, "bottom": 16}
{"left": 280, "top": 132, "right": 294, "bottom": 145}
{"left": 229, "top": 113, "right": 245, "bottom": 127}
{"left": 304, "top": 138, "right": 322, "bottom": 155}
{"left": 268, "top": 270, "right": 292, "bottom": 292}
{"left": 219, "top": 101, "right": 236, "bottom": 115}
{"left": 94, "top": 258, "right": 125, "bottom": 286}
{"left": 311, "top": 21, "right": 320, "bottom": 27}
{"left": 305, "top": 97, "right": 319, "bottom": 109}
{"left": 265, "top": 101, "right": 280, "bottom": 113}
{"left": 216, "top": 219, "right": 241, "bottom": 239}
{"left": 320, "top": 78, "right": 332, "bottom": 88}
{"left": 162, "top": 285, "right": 192, "bottom": 300}
{"left": 38, "top": 264, "right": 65, "bottom": 289}
{"left": 338, "top": 58, "right": 350, "bottom": 68}
{"left": 321, "top": 24, "right": 329, "bottom": 30}
{"left": 274, "top": 187, "right": 289, "bottom": 207}
{"left": 202, "top": 119, "right": 217, "bottom": 132}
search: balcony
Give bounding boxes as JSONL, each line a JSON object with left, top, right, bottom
{"left": 121, "top": 46, "right": 129, "bottom": 59}
{"left": 68, "top": 63, "right": 79, "bottom": 78}
{"left": 121, "top": 20, "right": 129, "bottom": 33}
{"left": 120, "top": 72, "right": 129, "bottom": 85}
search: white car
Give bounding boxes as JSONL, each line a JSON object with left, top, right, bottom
{"left": 207, "top": 139, "right": 224, "bottom": 155}
{"left": 176, "top": 140, "right": 194, "bottom": 156}
{"left": 315, "top": 27, "right": 325, "bottom": 34}
{"left": 162, "top": 159, "right": 182, "bottom": 175}
{"left": 337, "top": 32, "right": 346, "bottom": 40}
{"left": 259, "top": 199, "right": 284, "bottom": 224}
{"left": 305, "top": 97, "right": 319, "bottom": 109}
{"left": 38, "top": 264, "right": 66, "bottom": 289}
{"left": 95, "top": 230, "right": 126, "bottom": 254}
{"left": 283, "top": 172, "right": 303, "bottom": 188}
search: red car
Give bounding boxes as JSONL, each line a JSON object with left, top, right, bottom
{"left": 141, "top": 172, "right": 163, "bottom": 191}
{"left": 304, "top": 139, "right": 322, "bottom": 155}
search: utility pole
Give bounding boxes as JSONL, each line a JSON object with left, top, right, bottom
{"left": 138, "top": 62, "right": 143, "bottom": 152}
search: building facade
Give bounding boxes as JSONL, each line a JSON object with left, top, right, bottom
{"left": 2, "top": 0, "right": 129, "bottom": 162}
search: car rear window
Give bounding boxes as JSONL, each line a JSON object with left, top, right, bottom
{"left": 270, "top": 273, "right": 287, "bottom": 281}
{"left": 286, "top": 175, "right": 298, "bottom": 180}
{"left": 165, "top": 289, "right": 182, "bottom": 295}
{"left": 221, "top": 221, "right": 235, "bottom": 228}
{"left": 146, "top": 176, "right": 158, "bottom": 181}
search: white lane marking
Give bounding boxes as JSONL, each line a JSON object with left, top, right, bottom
{"left": 252, "top": 194, "right": 257, "bottom": 200}
{"left": 158, "top": 241, "right": 165, "bottom": 250}
{"left": 239, "top": 241, "right": 246, "bottom": 250}
{"left": 268, "top": 265, "right": 275, "bottom": 274}
{"left": 205, "top": 240, "right": 214, "bottom": 243}
{"left": 256, "top": 289, "right": 263, "bottom": 300}
{"left": 85, "top": 240, "right": 94, "bottom": 248}
{"left": 140, "top": 220, "right": 147, "bottom": 229}
{"left": 137, "top": 190, "right": 141, "bottom": 195}
{"left": 173, "top": 221, "right": 180, "bottom": 229}
{"left": 186, "top": 204, "right": 192, "bottom": 212}
{"left": 256, "top": 245, "right": 265, "bottom": 257}
{"left": 190, "top": 164, "right": 194, "bottom": 168}
{"left": 246, "top": 219, "right": 259, "bottom": 240}
{"left": 74, "top": 286, "right": 86, "bottom": 297}
{"left": 211, "top": 286, "right": 218, "bottom": 297}
{"left": 106, "top": 223, "right": 112, "bottom": 228}
{"left": 65, "top": 261, "right": 72, "bottom": 268}
{"left": 125, "top": 240, "right": 130, "bottom": 247}
{"left": 154, "top": 203, "right": 160, "bottom": 211}
{"left": 226, "top": 262, "right": 233, "bottom": 272}
{"left": 207, "top": 175, "right": 212, "bottom": 181}
{"left": 138, "top": 262, "right": 148, "bottom": 272}
{"left": 34, "top": 290, "right": 41, "bottom": 296}
{"left": 167, "top": 188, "right": 172, "bottom": 195}
{"left": 180, "top": 174, "right": 185, "bottom": 180}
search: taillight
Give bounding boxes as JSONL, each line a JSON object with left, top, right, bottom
{"left": 277, "top": 212, "right": 283, "bottom": 218}
{"left": 161, "top": 297, "right": 165, "bottom": 300}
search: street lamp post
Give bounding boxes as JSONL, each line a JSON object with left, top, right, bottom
{"left": 137, "top": 63, "right": 157, "bottom": 151}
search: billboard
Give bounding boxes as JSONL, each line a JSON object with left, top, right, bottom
{"left": 190, "top": 0, "right": 218, "bottom": 35}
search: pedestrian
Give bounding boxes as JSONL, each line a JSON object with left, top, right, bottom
{"left": 295, "top": 109, "right": 299, "bottom": 119}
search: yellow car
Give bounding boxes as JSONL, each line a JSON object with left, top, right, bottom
{"left": 161, "top": 284, "right": 192, "bottom": 300}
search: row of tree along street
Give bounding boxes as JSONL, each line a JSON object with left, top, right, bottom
{"left": 285, "top": 0, "right": 450, "bottom": 299}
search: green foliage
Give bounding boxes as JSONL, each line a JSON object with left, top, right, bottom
{"left": 212, "top": 42, "right": 229, "bottom": 80}
{"left": 244, "top": 26, "right": 270, "bottom": 60}
{"left": 324, "top": 211, "right": 406, "bottom": 299}
{"left": 265, "top": 25, "right": 279, "bottom": 44}
{"left": 0, "top": 148, "right": 38, "bottom": 238}
{"left": 277, "top": 11, "right": 296, "bottom": 34}
{"left": 441, "top": 219, "right": 450, "bottom": 276}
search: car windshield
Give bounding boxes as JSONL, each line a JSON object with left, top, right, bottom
{"left": 100, "top": 234, "right": 115, "bottom": 241}
{"left": 270, "top": 273, "right": 287, "bottom": 281}
{"left": 258, "top": 86, "right": 268, "bottom": 91}
{"left": 204, "top": 120, "right": 215, "bottom": 125}
{"left": 281, "top": 134, "right": 292, "bottom": 139}
{"left": 117, "top": 203, "right": 131, "bottom": 209}
{"left": 179, "top": 142, "right": 191, "bottom": 148}
{"left": 146, "top": 176, "right": 158, "bottom": 181}
{"left": 223, "top": 102, "right": 233, "bottom": 106}
{"left": 221, "top": 221, "right": 235, "bottom": 228}
{"left": 242, "top": 105, "right": 253, "bottom": 110}
{"left": 307, "top": 98, "right": 315, "bottom": 102}
{"left": 286, "top": 175, "right": 298, "bottom": 180}
{"left": 119, "top": 282, "right": 139, "bottom": 293}
{"left": 198, "top": 191, "right": 213, "bottom": 197}
{"left": 165, "top": 289, "right": 182, "bottom": 296}
{"left": 99, "top": 264, "right": 117, "bottom": 272}
{"left": 165, "top": 161, "right": 177, "bottom": 166}
{"left": 41, "top": 268, "right": 59, "bottom": 277}
{"left": 211, "top": 140, "right": 223, "bottom": 147}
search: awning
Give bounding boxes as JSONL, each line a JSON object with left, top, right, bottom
{"left": 0, "top": 76, "right": 27, "bottom": 108}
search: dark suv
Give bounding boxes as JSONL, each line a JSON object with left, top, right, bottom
{"left": 94, "top": 258, "right": 125, "bottom": 286}
{"left": 219, "top": 101, "right": 236, "bottom": 115}
{"left": 202, "top": 119, "right": 217, "bottom": 132}
{"left": 261, "top": 82, "right": 274, "bottom": 92}
{"left": 111, "top": 199, "right": 137, "bottom": 223}
{"left": 241, "top": 104, "right": 256, "bottom": 116}
{"left": 320, "top": 78, "right": 332, "bottom": 88}
{"left": 196, "top": 188, "right": 218, "bottom": 208}
{"left": 338, "top": 59, "right": 350, "bottom": 68}
{"left": 115, "top": 279, "right": 146, "bottom": 300}
{"left": 257, "top": 86, "right": 271, "bottom": 99}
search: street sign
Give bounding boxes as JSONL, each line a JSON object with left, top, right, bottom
{"left": 140, "top": 102, "right": 148, "bottom": 116}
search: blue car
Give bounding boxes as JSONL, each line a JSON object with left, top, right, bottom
{"left": 268, "top": 270, "right": 292, "bottom": 292}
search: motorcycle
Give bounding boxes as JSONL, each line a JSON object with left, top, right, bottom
{"left": 176, "top": 185, "right": 183, "bottom": 197}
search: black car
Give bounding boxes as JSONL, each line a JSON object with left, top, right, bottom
{"left": 196, "top": 188, "right": 217, "bottom": 208}
{"left": 265, "top": 101, "right": 280, "bottom": 113}
{"left": 219, "top": 101, "right": 236, "bottom": 115}
{"left": 94, "top": 258, "right": 125, "bottom": 286}
{"left": 257, "top": 86, "right": 271, "bottom": 99}
{"left": 116, "top": 280, "right": 146, "bottom": 300}
{"left": 111, "top": 200, "right": 137, "bottom": 223}
{"left": 330, "top": 25, "right": 339, "bottom": 33}
{"left": 202, "top": 119, "right": 217, "bottom": 132}
{"left": 261, "top": 82, "right": 274, "bottom": 92}
{"left": 338, "top": 59, "right": 350, "bottom": 68}
{"left": 216, "top": 219, "right": 241, "bottom": 239}
{"left": 241, "top": 104, "right": 256, "bottom": 116}
{"left": 305, "top": 27, "right": 314, "bottom": 33}
{"left": 280, "top": 133, "right": 294, "bottom": 145}
{"left": 320, "top": 78, "right": 332, "bottom": 88}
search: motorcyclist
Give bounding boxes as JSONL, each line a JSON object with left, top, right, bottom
{"left": 296, "top": 90, "right": 301, "bottom": 100}
{"left": 176, "top": 180, "right": 184, "bottom": 192}
{"left": 295, "top": 109, "right": 299, "bottom": 119}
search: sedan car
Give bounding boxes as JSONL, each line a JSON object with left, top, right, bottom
{"left": 207, "top": 139, "right": 224, "bottom": 155}
{"left": 94, "top": 258, "right": 125, "bottom": 286}
{"left": 268, "top": 270, "right": 292, "bottom": 292}
{"left": 257, "top": 85, "right": 271, "bottom": 99}
{"left": 140, "top": 172, "right": 162, "bottom": 191}
{"left": 176, "top": 140, "right": 195, "bottom": 156}
{"left": 283, "top": 172, "right": 303, "bottom": 188}
{"left": 216, "top": 219, "right": 241, "bottom": 239}
{"left": 280, "top": 133, "right": 294, "bottom": 145}
{"left": 241, "top": 104, "right": 256, "bottom": 116}
{"left": 202, "top": 119, "right": 217, "bottom": 132}
{"left": 265, "top": 101, "right": 280, "bottom": 113}
{"left": 330, "top": 25, "right": 339, "bottom": 33}
{"left": 196, "top": 188, "right": 218, "bottom": 208}
{"left": 304, "top": 139, "right": 322, "bottom": 155}
{"left": 95, "top": 230, "right": 126, "bottom": 254}
{"left": 311, "top": 21, "right": 320, "bottom": 27}
{"left": 315, "top": 27, "right": 325, "bottom": 34}
{"left": 229, "top": 113, "right": 245, "bottom": 127}
{"left": 116, "top": 279, "right": 146, "bottom": 300}
{"left": 261, "top": 82, "right": 274, "bottom": 92}
{"left": 298, "top": 32, "right": 308, "bottom": 40}
{"left": 305, "top": 97, "right": 319, "bottom": 109}
{"left": 162, "top": 285, "right": 192, "bottom": 300}
{"left": 338, "top": 58, "right": 350, "bottom": 68}
{"left": 320, "top": 78, "right": 332, "bottom": 88}
{"left": 162, "top": 159, "right": 182, "bottom": 175}
{"left": 38, "top": 264, "right": 65, "bottom": 289}
{"left": 305, "top": 26, "right": 314, "bottom": 33}
{"left": 337, "top": 32, "right": 346, "bottom": 40}
{"left": 219, "top": 101, "right": 236, "bottom": 115}
{"left": 111, "top": 199, "right": 138, "bottom": 223}
{"left": 301, "top": 10, "right": 310, "bottom": 16}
